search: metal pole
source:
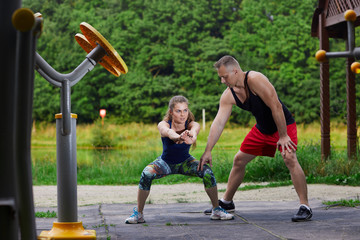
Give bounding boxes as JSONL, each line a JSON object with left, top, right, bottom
{"left": 61, "top": 80, "right": 72, "bottom": 135}
{"left": 319, "top": 11, "right": 330, "bottom": 160}
{"left": 347, "top": 20, "right": 355, "bottom": 52}
{"left": 34, "top": 44, "right": 104, "bottom": 86}
{"left": 13, "top": 11, "right": 39, "bottom": 239}
{"left": 0, "top": 0, "right": 21, "bottom": 238}
{"left": 56, "top": 114, "right": 78, "bottom": 222}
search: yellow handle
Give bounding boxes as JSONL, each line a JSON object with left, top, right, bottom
{"left": 344, "top": 10, "right": 357, "bottom": 22}
{"left": 12, "top": 8, "right": 35, "bottom": 32}
{"left": 315, "top": 50, "right": 327, "bottom": 62}
{"left": 351, "top": 62, "right": 360, "bottom": 73}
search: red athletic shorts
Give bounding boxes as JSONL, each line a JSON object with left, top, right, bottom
{"left": 240, "top": 122, "right": 298, "bottom": 157}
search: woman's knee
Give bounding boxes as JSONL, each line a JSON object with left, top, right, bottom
{"left": 139, "top": 166, "right": 156, "bottom": 190}
{"left": 202, "top": 165, "right": 217, "bottom": 188}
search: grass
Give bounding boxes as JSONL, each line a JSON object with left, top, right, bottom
{"left": 323, "top": 197, "right": 360, "bottom": 208}
{"left": 218, "top": 180, "right": 294, "bottom": 192}
{"left": 35, "top": 210, "right": 57, "bottom": 218}
{"left": 30, "top": 121, "right": 360, "bottom": 186}
{"left": 165, "top": 222, "right": 188, "bottom": 226}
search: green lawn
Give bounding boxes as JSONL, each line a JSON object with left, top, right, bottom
{"left": 31, "top": 121, "right": 360, "bottom": 186}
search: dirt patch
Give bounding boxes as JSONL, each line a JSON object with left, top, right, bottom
{"left": 33, "top": 183, "right": 360, "bottom": 207}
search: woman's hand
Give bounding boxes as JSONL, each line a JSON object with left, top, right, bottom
{"left": 167, "top": 128, "right": 183, "bottom": 143}
{"left": 179, "top": 130, "right": 196, "bottom": 144}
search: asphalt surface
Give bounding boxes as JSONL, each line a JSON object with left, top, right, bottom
{"left": 35, "top": 199, "right": 360, "bottom": 240}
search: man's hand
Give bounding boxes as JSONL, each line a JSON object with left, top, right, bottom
{"left": 277, "top": 135, "right": 296, "bottom": 156}
{"left": 198, "top": 151, "right": 212, "bottom": 171}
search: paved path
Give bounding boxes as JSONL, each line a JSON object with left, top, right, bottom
{"left": 35, "top": 199, "right": 360, "bottom": 239}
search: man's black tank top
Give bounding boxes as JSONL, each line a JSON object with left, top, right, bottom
{"left": 230, "top": 71, "right": 294, "bottom": 135}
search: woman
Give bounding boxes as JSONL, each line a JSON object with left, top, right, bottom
{"left": 125, "top": 95, "right": 234, "bottom": 224}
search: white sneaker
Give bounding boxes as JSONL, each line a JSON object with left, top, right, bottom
{"left": 210, "top": 207, "right": 234, "bottom": 220}
{"left": 125, "top": 207, "right": 145, "bottom": 224}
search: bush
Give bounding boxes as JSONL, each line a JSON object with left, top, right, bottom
{"left": 91, "top": 120, "right": 113, "bottom": 148}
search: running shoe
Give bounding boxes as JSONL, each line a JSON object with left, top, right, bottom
{"left": 125, "top": 207, "right": 145, "bottom": 224}
{"left": 204, "top": 199, "right": 235, "bottom": 215}
{"left": 210, "top": 207, "right": 234, "bottom": 220}
{"left": 291, "top": 205, "right": 312, "bottom": 222}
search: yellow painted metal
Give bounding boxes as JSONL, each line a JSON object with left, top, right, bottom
{"left": 79, "top": 22, "right": 128, "bottom": 74}
{"left": 315, "top": 50, "right": 327, "bottom": 62}
{"left": 55, "top": 113, "right": 78, "bottom": 119}
{"left": 12, "top": 8, "right": 35, "bottom": 32}
{"left": 75, "top": 33, "right": 120, "bottom": 77}
{"left": 38, "top": 222, "right": 96, "bottom": 239}
{"left": 351, "top": 62, "right": 360, "bottom": 73}
{"left": 344, "top": 9, "right": 357, "bottom": 22}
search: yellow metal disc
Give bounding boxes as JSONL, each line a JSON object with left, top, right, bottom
{"left": 79, "top": 22, "right": 128, "bottom": 74}
{"left": 75, "top": 33, "right": 120, "bottom": 77}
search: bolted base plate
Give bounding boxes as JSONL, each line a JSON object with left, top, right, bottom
{"left": 38, "top": 222, "right": 96, "bottom": 239}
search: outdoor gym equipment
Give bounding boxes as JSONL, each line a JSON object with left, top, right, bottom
{"left": 2, "top": 6, "right": 42, "bottom": 240}
{"left": 13, "top": 10, "right": 128, "bottom": 239}
{"left": 315, "top": 10, "right": 360, "bottom": 73}
{"left": 312, "top": 4, "right": 358, "bottom": 160}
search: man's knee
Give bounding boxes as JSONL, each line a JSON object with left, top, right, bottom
{"left": 233, "top": 153, "right": 251, "bottom": 168}
{"left": 283, "top": 152, "right": 299, "bottom": 169}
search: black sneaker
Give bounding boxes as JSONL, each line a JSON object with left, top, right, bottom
{"left": 204, "top": 199, "right": 235, "bottom": 215}
{"left": 291, "top": 205, "right": 313, "bottom": 222}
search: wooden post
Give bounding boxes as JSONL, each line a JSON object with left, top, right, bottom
{"left": 202, "top": 109, "right": 205, "bottom": 131}
{"left": 346, "top": 55, "right": 357, "bottom": 159}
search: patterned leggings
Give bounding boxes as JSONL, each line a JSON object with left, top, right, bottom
{"left": 139, "top": 156, "right": 217, "bottom": 191}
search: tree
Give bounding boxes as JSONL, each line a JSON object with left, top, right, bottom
{"left": 24, "top": 0, "right": 357, "bottom": 125}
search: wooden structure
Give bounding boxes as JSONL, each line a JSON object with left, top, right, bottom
{"left": 311, "top": 0, "right": 359, "bottom": 159}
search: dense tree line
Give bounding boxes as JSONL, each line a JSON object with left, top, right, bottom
{"left": 23, "top": 0, "right": 360, "bottom": 124}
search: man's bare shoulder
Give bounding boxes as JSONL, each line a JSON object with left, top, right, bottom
{"left": 247, "top": 71, "right": 274, "bottom": 93}
{"left": 248, "top": 71, "right": 269, "bottom": 83}
{"left": 220, "top": 87, "right": 235, "bottom": 105}
{"left": 247, "top": 71, "right": 277, "bottom": 99}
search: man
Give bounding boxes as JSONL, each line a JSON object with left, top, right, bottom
{"left": 198, "top": 55, "right": 312, "bottom": 222}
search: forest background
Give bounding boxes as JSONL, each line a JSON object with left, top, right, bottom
{"left": 23, "top": 0, "right": 360, "bottom": 126}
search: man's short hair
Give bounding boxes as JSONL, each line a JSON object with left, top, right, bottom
{"left": 214, "top": 55, "right": 240, "bottom": 69}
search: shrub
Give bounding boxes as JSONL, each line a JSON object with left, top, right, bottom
{"left": 91, "top": 120, "right": 113, "bottom": 148}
